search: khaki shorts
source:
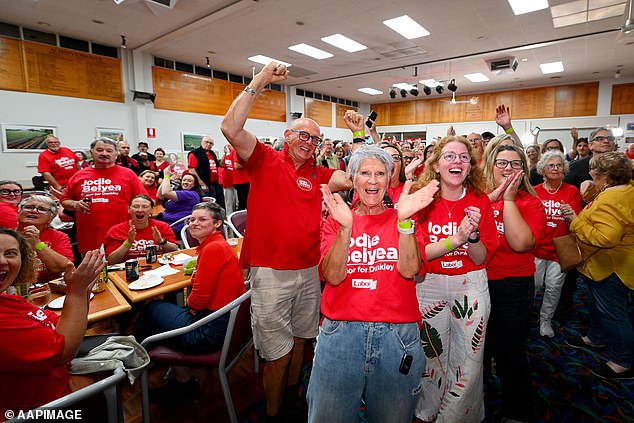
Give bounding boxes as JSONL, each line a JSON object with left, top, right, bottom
{"left": 250, "top": 266, "right": 321, "bottom": 361}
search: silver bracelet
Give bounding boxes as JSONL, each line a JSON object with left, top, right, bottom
{"left": 244, "top": 86, "right": 257, "bottom": 96}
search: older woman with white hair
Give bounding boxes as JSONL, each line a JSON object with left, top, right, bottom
{"left": 17, "top": 195, "right": 74, "bottom": 282}
{"left": 308, "top": 146, "right": 439, "bottom": 423}
{"left": 533, "top": 151, "right": 582, "bottom": 337}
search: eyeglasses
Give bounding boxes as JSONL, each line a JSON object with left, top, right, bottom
{"left": 185, "top": 216, "right": 216, "bottom": 225}
{"left": 0, "top": 189, "right": 23, "bottom": 196}
{"left": 391, "top": 154, "right": 402, "bottom": 162}
{"left": 403, "top": 156, "right": 415, "bottom": 162}
{"left": 441, "top": 152, "right": 471, "bottom": 163}
{"left": 21, "top": 204, "right": 52, "bottom": 214}
{"left": 546, "top": 163, "right": 563, "bottom": 170}
{"left": 494, "top": 159, "right": 524, "bottom": 169}
{"left": 593, "top": 135, "right": 615, "bottom": 142}
{"left": 290, "top": 129, "right": 322, "bottom": 147}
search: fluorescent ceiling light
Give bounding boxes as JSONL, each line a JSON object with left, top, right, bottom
{"left": 419, "top": 79, "right": 442, "bottom": 87}
{"left": 288, "top": 43, "right": 333, "bottom": 60}
{"left": 383, "top": 15, "right": 430, "bottom": 39}
{"left": 393, "top": 82, "right": 417, "bottom": 90}
{"left": 358, "top": 88, "right": 383, "bottom": 95}
{"left": 507, "top": 0, "right": 549, "bottom": 15}
{"left": 540, "top": 61, "right": 564, "bottom": 74}
{"left": 248, "top": 55, "right": 291, "bottom": 67}
{"left": 464, "top": 73, "right": 490, "bottom": 82}
{"left": 612, "top": 127, "right": 624, "bottom": 137}
{"left": 321, "top": 34, "right": 367, "bottom": 52}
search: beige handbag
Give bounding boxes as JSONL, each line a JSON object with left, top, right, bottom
{"left": 553, "top": 234, "right": 599, "bottom": 273}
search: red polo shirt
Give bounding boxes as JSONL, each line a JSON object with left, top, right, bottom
{"left": 239, "top": 141, "right": 335, "bottom": 270}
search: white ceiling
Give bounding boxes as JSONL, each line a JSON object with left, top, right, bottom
{"left": 2, "top": 0, "right": 633, "bottom": 103}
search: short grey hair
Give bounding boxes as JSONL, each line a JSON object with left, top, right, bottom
{"left": 536, "top": 150, "right": 569, "bottom": 176}
{"left": 589, "top": 127, "right": 613, "bottom": 141}
{"left": 18, "top": 195, "right": 58, "bottom": 216}
{"left": 90, "top": 137, "right": 117, "bottom": 149}
{"left": 347, "top": 146, "right": 393, "bottom": 178}
{"left": 192, "top": 201, "right": 226, "bottom": 222}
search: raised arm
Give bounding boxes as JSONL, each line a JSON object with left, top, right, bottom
{"left": 158, "top": 166, "right": 178, "bottom": 202}
{"left": 495, "top": 105, "right": 523, "bottom": 147}
{"left": 221, "top": 62, "right": 289, "bottom": 162}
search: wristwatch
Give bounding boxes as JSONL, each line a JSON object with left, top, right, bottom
{"left": 158, "top": 238, "right": 168, "bottom": 246}
{"left": 467, "top": 230, "right": 480, "bottom": 244}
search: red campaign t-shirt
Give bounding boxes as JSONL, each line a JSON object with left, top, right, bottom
{"left": 156, "top": 161, "right": 170, "bottom": 171}
{"left": 487, "top": 190, "right": 548, "bottom": 280}
{"left": 187, "top": 151, "right": 218, "bottom": 183}
{"left": 230, "top": 149, "right": 250, "bottom": 185}
{"left": 416, "top": 190, "right": 499, "bottom": 275}
{"left": 61, "top": 166, "right": 146, "bottom": 252}
{"left": 103, "top": 219, "right": 177, "bottom": 261}
{"left": 222, "top": 155, "right": 234, "bottom": 187}
{"left": 37, "top": 228, "right": 73, "bottom": 282}
{"left": 533, "top": 183, "right": 582, "bottom": 261}
{"left": 188, "top": 231, "right": 245, "bottom": 311}
{"left": 0, "top": 202, "right": 18, "bottom": 229}
{"left": 0, "top": 294, "right": 69, "bottom": 415}
{"left": 37, "top": 147, "right": 79, "bottom": 187}
{"left": 320, "top": 209, "right": 421, "bottom": 323}
{"left": 239, "top": 142, "right": 335, "bottom": 270}
{"left": 143, "top": 184, "right": 158, "bottom": 203}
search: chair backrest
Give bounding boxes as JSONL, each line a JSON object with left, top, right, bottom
{"left": 32, "top": 175, "right": 48, "bottom": 191}
{"left": 223, "top": 291, "right": 252, "bottom": 371}
{"left": 202, "top": 196, "right": 216, "bottom": 203}
{"left": 168, "top": 214, "right": 191, "bottom": 229}
{"left": 180, "top": 224, "right": 200, "bottom": 249}
{"left": 226, "top": 210, "right": 247, "bottom": 238}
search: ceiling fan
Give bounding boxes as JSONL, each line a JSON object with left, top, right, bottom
{"left": 616, "top": 0, "right": 634, "bottom": 43}
{"left": 441, "top": 92, "right": 479, "bottom": 105}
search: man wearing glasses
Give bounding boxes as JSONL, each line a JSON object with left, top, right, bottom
{"left": 221, "top": 62, "right": 352, "bottom": 421}
{"left": 564, "top": 127, "right": 616, "bottom": 190}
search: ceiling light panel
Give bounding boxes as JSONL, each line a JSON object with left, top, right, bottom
{"left": 383, "top": 15, "right": 430, "bottom": 39}
{"left": 540, "top": 61, "right": 564, "bottom": 74}
{"left": 393, "top": 82, "right": 417, "bottom": 90}
{"left": 419, "top": 79, "right": 442, "bottom": 87}
{"left": 248, "top": 55, "right": 291, "bottom": 67}
{"left": 321, "top": 34, "right": 367, "bottom": 52}
{"left": 288, "top": 44, "right": 333, "bottom": 60}
{"left": 358, "top": 88, "right": 383, "bottom": 95}
{"left": 464, "top": 73, "right": 490, "bottom": 82}
{"left": 507, "top": 0, "right": 549, "bottom": 15}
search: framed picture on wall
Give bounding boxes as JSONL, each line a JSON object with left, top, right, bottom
{"left": 96, "top": 127, "right": 126, "bottom": 142}
{"left": 181, "top": 132, "right": 207, "bottom": 152}
{"left": 1, "top": 124, "right": 58, "bottom": 153}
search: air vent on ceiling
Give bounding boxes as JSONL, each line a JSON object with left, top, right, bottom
{"left": 487, "top": 57, "right": 518, "bottom": 74}
{"left": 286, "top": 66, "right": 318, "bottom": 78}
{"left": 376, "top": 42, "right": 428, "bottom": 59}
{"left": 146, "top": 0, "right": 178, "bottom": 8}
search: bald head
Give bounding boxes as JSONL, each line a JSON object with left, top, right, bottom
{"left": 118, "top": 141, "right": 130, "bottom": 157}
{"left": 201, "top": 136, "right": 214, "bottom": 151}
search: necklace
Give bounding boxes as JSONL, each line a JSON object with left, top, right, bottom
{"left": 441, "top": 188, "right": 466, "bottom": 218}
{"left": 543, "top": 180, "right": 562, "bottom": 195}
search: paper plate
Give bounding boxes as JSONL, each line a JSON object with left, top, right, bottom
{"left": 48, "top": 293, "right": 94, "bottom": 309}
{"left": 128, "top": 274, "right": 164, "bottom": 290}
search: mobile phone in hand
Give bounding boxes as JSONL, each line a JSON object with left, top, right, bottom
{"left": 366, "top": 110, "right": 378, "bottom": 128}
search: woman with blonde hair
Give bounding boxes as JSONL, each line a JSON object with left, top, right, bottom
{"left": 411, "top": 136, "right": 499, "bottom": 423}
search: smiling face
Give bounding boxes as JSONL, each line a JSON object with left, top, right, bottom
{"left": 140, "top": 172, "right": 156, "bottom": 187}
{"left": 577, "top": 140, "right": 590, "bottom": 156}
{"left": 285, "top": 118, "right": 320, "bottom": 165}
{"left": 591, "top": 130, "right": 615, "bottom": 154}
{"left": 128, "top": 197, "right": 152, "bottom": 225}
{"left": 180, "top": 174, "right": 196, "bottom": 190}
{"left": 187, "top": 209, "right": 220, "bottom": 241}
{"left": 0, "top": 234, "right": 21, "bottom": 292}
{"left": 525, "top": 146, "right": 540, "bottom": 163}
{"left": 543, "top": 156, "right": 565, "bottom": 183}
{"left": 0, "top": 183, "right": 23, "bottom": 206}
{"left": 155, "top": 150, "right": 164, "bottom": 160}
{"left": 433, "top": 141, "right": 471, "bottom": 191}
{"left": 493, "top": 150, "right": 523, "bottom": 187}
{"left": 354, "top": 158, "right": 389, "bottom": 210}
{"left": 18, "top": 199, "right": 54, "bottom": 230}
{"left": 382, "top": 146, "right": 402, "bottom": 187}
{"left": 46, "top": 136, "right": 60, "bottom": 152}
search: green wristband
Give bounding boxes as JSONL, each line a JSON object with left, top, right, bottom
{"left": 505, "top": 127, "right": 514, "bottom": 134}
{"left": 353, "top": 131, "right": 365, "bottom": 138}
{"left": 123, "top": 240, "right": 132, "bottom": 248}
{"left": 34, "top": 241, "right": 46, "bottom": 251}
{"left": 444, "top": 237, "right": 454, "bottom": 252}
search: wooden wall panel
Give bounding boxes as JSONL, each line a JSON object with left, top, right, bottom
{"left": 153, "top": 67, "right": 285, "bottom": 121}
{"left": 555, "top": 82, "right": 598, "bottom": 116}
{"left": 372, "top": 82, "right": 598, "bottom": 126}
{"left": 22, "top": 40, "right": 123, "bottom": 102}
{"left": 305, "top": 98, "right": 332, "bottom": 127}
{"left": 0, "top": 37, "right": 26, "bottom": 91}
{"left": 610, "top": 83, "right": 634, "bottom": 115}
{"left": 336, "top": 103, "right": 357, "bottom": 128}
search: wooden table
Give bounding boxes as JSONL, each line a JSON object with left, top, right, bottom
{"left": 50, "top": 280, "right": 131, "bottom": 324}
{"left": 108, "top": 249, "right": 196, "bottom": 303}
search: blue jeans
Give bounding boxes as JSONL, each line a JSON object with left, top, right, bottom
{"left": 134, "top": 300, "right": 229, "bottom": 353}
{"left": 584, "top": 273, "right": 633, "bottom": 368}
{"left": 307, "top": 319, "right": 424, "bottom": 423}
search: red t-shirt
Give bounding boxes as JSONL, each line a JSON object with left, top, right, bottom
{"left": 155, "top": 161, "right": 170, "bottom": 171}
{"left": 188, "top": 231, "right": 245, "bottom": 311}
{"left": 37, "top": 147, "right": 79, "bottom": 187}
{"left": 61, "top": 166, "right": 146, "bottom": 252}
{"left": 416, "top": 190, "right": 499, "bottom": 275}
{"left": 103, "top": 219, "right": 177, "bottom": 262}
{"left": 533, "top": 182, "right": 582, "bottom": 261}
{"left": 0, "top": 202, "right": 18, "bottom": 229}
{"left": 487, "top": 190, "right": 548, "bottom": 280}
{"left": 239, "top": 142, "right": 335, "bottom": 270}
{"left": 230, "top": 149, "right": 250, "bottom": 185}
{"left": 320, "top": 209, "right": 421, "bottom": 323}
{"left": 143, "top": 185, "right": 158, "bottom": 203}
{"left": 188, "top": 151, "right": 218, "bottom": 183}
{"left": 222, "top": 155, "right": 234, "bottom": 187}
{"left": 0, "top": 294, "right": 69, "bottom": 415}
{"left": 37, "top": 228, "right": 73, "bottom": 282}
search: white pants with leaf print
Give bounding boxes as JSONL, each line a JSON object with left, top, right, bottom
{"left": 414, "top": 269, "right": 490, "bottom": 423}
